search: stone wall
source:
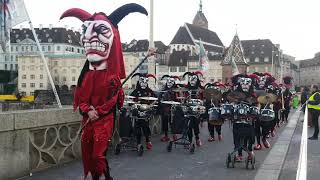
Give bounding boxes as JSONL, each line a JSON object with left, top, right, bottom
{"left": 0, "top": 107, "right": 161, "bottom": 180}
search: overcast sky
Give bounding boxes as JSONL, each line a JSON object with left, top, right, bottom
{"left": 20, "top": 0, "right": 320, "bottom": 60}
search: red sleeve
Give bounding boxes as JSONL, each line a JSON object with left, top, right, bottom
{"left": 95, "top": 77, "right": 123, "bottom": 115}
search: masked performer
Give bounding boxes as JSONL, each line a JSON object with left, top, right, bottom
{"left": 159, "top": 75, "right": 180, "bottom": 142}
{"left": 230, "top": 74, "right": 258, "bottom": 161}
{"left": 130, "top": 73, "right": 156, "bottom": 150}
{"left": 183, "top": 71, "right": 204, "bottom": 146}
{"left": 204, "top": 82, "right": 225, "bottom": 142}
{"left": 252, "top": 72, "right": 276, "bottom": 150}
{"left": 61, "top": 4, "right": 148, "bottom": 180}
{"left": 281, "top": 76, "right": 293, "bottom": 123}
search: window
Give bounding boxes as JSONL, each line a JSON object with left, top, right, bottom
{"left": 30, "top": 66, "right": 35, "bottom": 70}
{"left": 54, "top": 76, "right": 59, "bottom": 81}
{"left": 40, "top": 83, "right": 43, "bottom": 88}
{"left": 30, "top": 92, "right": 35, "bottom": 96}
{"left": 264, "top": 57, "right": 269, "bottom": 62}
{"left": 48, "top": 46, "right": 51, "bottom": 51}
{"left": 15, "top": 56, "right": 18, "bottom": 61}
{"left": 10, "top": 64, "right": 13, "bottom": 70}
{"left": 57, "top": 46, "right": 60, "bottom": 51}
{"left": 30, "top": 75, "right": 35, "bottom": 79}
{"left": 254, "top": 57, "right": 259, "bottom": 62}
{"left": 11, "top": 55, "right": 13, "bottom": 61}
{"left": 22, "top": 83, "right": 26, "bottom": 88}
{"left": 72, "top": 77, "right": 76, "bottom": 81}
{"left": 16, "top": 46, "right": 18, "bottom": 51}
{"left": 71, "top": 69, "right": 76, "bottom": 73}
{"left": 54, "top": 61, "right": 58, "bottom": 66}
{"left": 179, "top": 66, "right": 186, "bottom": 72}
{"left": 63, "top": 77, "right": 66, "bottom": 81}
{"left": 26, "top": 46, "right": 29, "bottom": 51}
{"left": 15, "top": 64, "right": 18, "bottom": 70}
{"left": 42, "top": 46, "right": 45, "bottom": 51}
{"left": 170, "top": 67, "right": 177, "bottom": 72}
{"left": 40, "top": 74, "right": 43, "bottom": 79}
{"left": 11, "top": 46, "right": 13, "bottom": 52}
{"left": 21, "top": 46, "right": 24, "bottom": 51}
{"left": 30, "top": 46, "right": 33, "bottom": 51}
{"left": 30, "top": 83, "right": 35, "bottom": 88}
{"left": 77, "top": 49, "right": 80, "bottom": 53}
{"left": 54, "top": 69, "right": 58, "bottom": 73}
{"left": 22, "top": 75, "right": 26, "bottom": 79}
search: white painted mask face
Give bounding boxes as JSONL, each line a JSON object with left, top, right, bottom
{"left": 166, "top": 78, "right": 175, "bottom": 89}
{"left": 238, "top": 77, "right": 252, "bottom": 92}
{"left": 258, "top": 76, "right": 267, "bottom": 88}
{"left": 139, "top": 77, "right": 149, "bottom": 89}
{"left": 81, "top": 20, "right": 114, "bottom": 62}
{"left": 189, "top": 75, "right": 198, "bottom": 87}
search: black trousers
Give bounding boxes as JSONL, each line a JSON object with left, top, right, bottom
{"left": 281, "top": 107, "right": 290, "bottom": 122}
{"left": 208, "top": 123, "right": 221, "bottom": 137}
{"left": 310, "top": 109, "right": 320, "bottom": 137}
{"left": 233, "top": 123, "right": 255, "bottom": 156}
{"left": 162, "top": 114, "right": 171, "bottom": 136}
{"left": 187, "top": 116, "right": 200, "bottom": 142}
{"left": 255, "top": 121, "right": 273, "bottom": 144}
{"left": 134, "top": 119, "right": 151, "bottom": 144}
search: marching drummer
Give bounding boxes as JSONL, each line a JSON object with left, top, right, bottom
{"left": 159, "top": 75, "right": 180, "bottom": 142}
{"left": 130, "top": 73, "right": 157, "bottom": 150}
{"left": 204, "top": 82, "right": 225, "bottom": 142}
{"left": 183, "top": 71, "right": 204, "bottom": 147}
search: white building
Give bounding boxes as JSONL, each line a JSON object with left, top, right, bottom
{"left": 18, "top": 54, "right": 86, "bottom": 96}
{"left": 0, "top": 26, "right": 84, "bottom": 71}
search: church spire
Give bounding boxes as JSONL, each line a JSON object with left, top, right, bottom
{"left": 192, "top": 0, "right": 208, "bottom": 29}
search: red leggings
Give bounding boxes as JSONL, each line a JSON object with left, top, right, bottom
{"left": 81, "top": 118, "right": 114, "bottom": 179}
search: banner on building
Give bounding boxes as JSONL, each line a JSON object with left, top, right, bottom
{"left": 198, "top": 39, "right": 209, "bottom": 72}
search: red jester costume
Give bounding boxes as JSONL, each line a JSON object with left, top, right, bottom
{"left": 60, "top": 4, "right": 148, "bottom": 180}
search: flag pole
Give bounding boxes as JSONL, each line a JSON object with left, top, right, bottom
{"left": 24, "top": 11, "right": 62, "bottom": 108}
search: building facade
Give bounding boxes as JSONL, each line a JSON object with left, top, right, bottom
{"left": 18, "top": 54, "right": 86, "bottom": 96}
{"left": 299, "top": 52, "right": 320, "bottom": 87}
{"left": 0, "top": 26, "right": 84, "bottom": 71}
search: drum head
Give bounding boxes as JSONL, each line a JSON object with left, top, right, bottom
{"left": 204, "top": 88, "right": 222, "bottom": 101}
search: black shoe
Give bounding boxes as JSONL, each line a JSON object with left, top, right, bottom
{"left": 308, "top": 136, "right": 318, "bottom": 140}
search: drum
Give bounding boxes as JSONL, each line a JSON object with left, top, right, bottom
{"left": 220, "top": 103, "right": 234, "bottom": 119}
{"left": 259, "top": 109, "right": 275, "bottom": 122}
{"left": 249, "top": 106, "right": 260, "bottom": 118}
{"left": 208, "top": 107, "right": 223, "bottom": 125}
{"left": 131, "top": 104, "right": 152, "bottom": 118}
{"left": 171, "top": 105, "right": 187, "bottom": 134}
{"left": 234, "top": 103, "right": 250, "bottom": 117}
{"left": 186, "top": 99, "right": 203, "bottom": 106}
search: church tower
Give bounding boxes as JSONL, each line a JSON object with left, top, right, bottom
{"left": 192, "top": 0, "right": 208, "bottom": 29}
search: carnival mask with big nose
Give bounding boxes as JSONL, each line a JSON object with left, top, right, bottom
{"left": 81, "top": 20, "right": 114, "bottom": 63}
{"left": 189, "top": 75, "right": 198, "bottom": 87}
{"left": 139, "top": 77, "right": 149, "bottom": 89}
{"left": 166, "top": 78, "right": 175, "bottom": 89}
{"left": 238, "top": 77, "right": 252, "bottom": 92}
{"left": 258, "top": 76, "right": 266, "bottom": 89}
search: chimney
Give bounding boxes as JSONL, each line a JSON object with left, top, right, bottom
{"left": 39, "top": 24, "right": 43, "bottom": 30}
{"left": 49, "top": 24, "right": 53, "bottom": 29}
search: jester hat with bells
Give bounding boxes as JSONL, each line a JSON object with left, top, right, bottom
{"left": 253, "top": 72, "right": 275, "bottom": 89}
{"left": 183, "top": 71, "right": 203, "bottom": 89}
{"left": 283, "top": 76, "right": 293, "bottom": 89}
{"left": 60, "top": 3, "right": 148, "bottom": 84}
{"left": 232, "top": 73, "right": 258, "bottom": 94}
{"left": 132, "top": 73, "right": 156, "bottom": 90}
{"left": 161, "top": 75, "right": 181, "bottom": 90}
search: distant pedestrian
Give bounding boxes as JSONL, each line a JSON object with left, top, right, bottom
{"left": 308, "top": 85, "right": 320, "bottom": 140}
{"left": 292, "top": 94, "right": 300, "bottom": 109}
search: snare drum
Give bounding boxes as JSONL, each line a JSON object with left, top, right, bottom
{"left": 186, "top": 99, "right": 203, "bottom": 106}
{"left": 234, "top": 103, "right": 250, "bottom": 117}
{"left": 208, "top": 107, "right": 223, "bottom": 125}
{"left": 249, "top": 106, "right": 260, "bottom": 118}
{"left": 220, "top": 103, "right": 234, "bottom": 119}
{"left": 259, "top": 109, "right": 275, "bottom": 122}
